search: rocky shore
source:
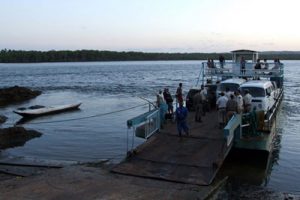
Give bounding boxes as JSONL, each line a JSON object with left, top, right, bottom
{"left": 0, "top": 115, "right": 7, "bottom": 124}
{"left": 0, "top": 127, "right": 42, "bottom": 149}
{"left": 0, "top": 86, "right": 43, "bottom": 150}
{"left": 0, "top": 86, "right": 41, "bottom": 106}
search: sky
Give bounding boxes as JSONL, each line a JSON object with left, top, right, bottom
{"left": 0, "top": 0, "right": 300, "bottom": 52}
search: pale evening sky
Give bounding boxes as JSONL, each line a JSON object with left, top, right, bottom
{"left": 1, "top": 0, "right": 299, "bottom": 52}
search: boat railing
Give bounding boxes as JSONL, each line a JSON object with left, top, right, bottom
{"left": 264, "top": 88, "right": 284, "bottom": 131}
{"left": 224, "top": 114, "right": 242, "bottom": 146}
{"left": 202, "top": 62, "right": 283, "bottom": 80}
{"left": 127, "top": 108, "right": 160, "bottom": 139}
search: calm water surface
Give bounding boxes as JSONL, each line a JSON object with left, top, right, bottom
{"left": 0, "top": 60, "right": 299, "bottom": 194}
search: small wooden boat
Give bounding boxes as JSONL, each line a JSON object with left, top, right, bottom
{"left": 13, "top": 103, "right": 81, "bottom": 118}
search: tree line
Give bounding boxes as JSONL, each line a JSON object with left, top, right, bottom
{"left": 1, "top": 49, "right": 300, "bottom": 63}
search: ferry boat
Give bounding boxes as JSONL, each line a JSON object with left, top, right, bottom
{"left": 200, "top": 49, "right": 284, "bottom": 153}
{"left": 112, "top": 49, "right": 283, "bottom": 186}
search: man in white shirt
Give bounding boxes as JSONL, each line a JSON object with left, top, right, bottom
{"left": 200, "top": 85, "right": 207, "bottom": 100}
{"left": 243, "top": 89, "right": 252, "bottom": 112}
{"left": 216, "top": 92, "right": 228, "bottom": 128}
{"left": 156, "top": 90, "right": 165, "bottom": 107}
{"left": 225, "top": 88, "right": 232, "bottom": 100}
{"left": 235, "top": 90, "right": 243, "bottom": 113}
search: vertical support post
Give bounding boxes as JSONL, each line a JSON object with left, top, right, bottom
{"left": 202, "top": 63, "right": 205, "bottom": 86}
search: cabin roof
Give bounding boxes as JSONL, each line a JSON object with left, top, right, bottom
{"left": 231, "top": 49, "right": 257, "bottom": 53}
{"left": 220, "top": 78, "right": 246, "bottom": 85}
{"left": 240, "top": 80, "right": 272, "bottom": 88}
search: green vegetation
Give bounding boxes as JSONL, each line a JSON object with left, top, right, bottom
{"left": 1, "top": 49, "right": 300, "bottom": 63}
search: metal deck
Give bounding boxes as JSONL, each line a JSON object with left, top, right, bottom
{"left": 112, "top": 111, "right": 232, "bottom": 185}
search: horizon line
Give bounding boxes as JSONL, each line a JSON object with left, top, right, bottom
{"left": 2, "top": 49, "right": 300, "bottom": 54}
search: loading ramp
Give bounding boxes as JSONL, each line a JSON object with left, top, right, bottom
{"left": 112, "top": 110, "right": 233, "bottom": 185}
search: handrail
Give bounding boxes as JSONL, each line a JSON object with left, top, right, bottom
{"left": 127, "top": 108, "right": 160, "bottom": 139}
{"left": 224, "top": 114, "right": 242, "bottom": 146}
{"left": 127, "top": 108, "right": 159, "bottom": 128}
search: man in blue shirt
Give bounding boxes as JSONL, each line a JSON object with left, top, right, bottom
{"left": 175, "top": 101, "right": 189, "bottom": 137}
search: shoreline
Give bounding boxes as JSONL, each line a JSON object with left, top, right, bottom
{"left": 0, "top": 161, "right": 299, "bottom": 200}
{"left": 0, "top": 161, "right": 226, "bottom": 200}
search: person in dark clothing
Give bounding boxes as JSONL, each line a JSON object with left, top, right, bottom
{"left": 240, "top": 56, "right": 246, "bottom": 75}
{"left": 254, "top": 59, "right": 262, "bottom": 69}
{"left": 219, "top": 55, "right": 225, "bottom": 68}
{"left": 175, "top": 101, "right": 189, "bottom": 137}
{"left": 163, "top": 88, "right": 174, "bottom": 114}
{"left": 193, "top": 91, "right": 203, "bottom": 122}
{"left": 176, "top": 83, "right": 183, "bottom": 106}
{"left": 254, "top": 59, "right": 262, "bottom": 80}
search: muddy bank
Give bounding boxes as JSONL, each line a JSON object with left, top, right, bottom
{"left": 0, "top": 86, "right": 41, "bottom": 106}
{"left": 0, "top": 127, "right": 42, "bottom": 149}
{"left": 0, "top": 162, "right": 298, "bottom": 200}
{"left": 0, "top": 162, "right": 225, "bottom": 200}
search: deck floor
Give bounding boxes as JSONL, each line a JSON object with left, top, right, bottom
{"left": 112, "top": 110, "right": 231, "bottom": 185}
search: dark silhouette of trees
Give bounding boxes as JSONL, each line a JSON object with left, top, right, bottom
{"left": 0, "top": 49, "right": 299, "bottom": 63}
{"left": 0, "top": 49, "right": 230, "bottom": 63}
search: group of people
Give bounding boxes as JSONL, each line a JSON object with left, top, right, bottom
{"left": 254, "top": 58, "right": 269, "bottom": 70}
{"left": 207, "top": 56, "right": 281, "bottom": 75}
{"left": 241, "top": 57, "right": 281, "bottom": 75}
{"left": 156, "top": 82, "right": 213, "bottom": 138}
{"left": 207, "top": 59, "right": 215, "bottom": 68}
{"left": 156, "top": 83, "right": 184, "bottom": 112}
{"left": 156, "top": 83, "right": 189, "bottom": 137}
{"left": 216, "top": 88, "right": 252, "bottom": 128}
{"left": 156, "top": 89, "right": 173, "bottom": 112}
{"left": 207, "top": 55, "right": 226, "bottom": 69}
{"left": 157, "top": 81, "right": 254, "bottom": 135}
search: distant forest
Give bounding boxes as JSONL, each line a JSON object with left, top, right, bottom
{"left": 1, "top": 49, "right": 300, "bottom": 63}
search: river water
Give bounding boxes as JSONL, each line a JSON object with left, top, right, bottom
{"left": 0, "top": 60, "right": 299, "bottom": 195}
